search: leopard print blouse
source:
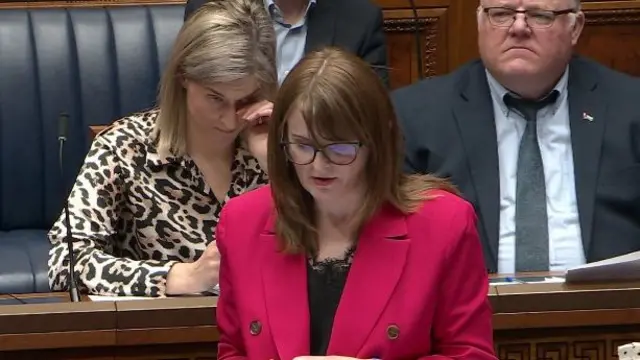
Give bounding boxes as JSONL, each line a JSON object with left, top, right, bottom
{"left": 47, "top": 110, "right": 267, "bottom": 297}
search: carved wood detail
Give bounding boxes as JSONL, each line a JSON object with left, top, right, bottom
{"left": 383, "top": 17, "right": 439, "bottom": 77}
{"left": 584, "top": 9, "right": 640, "bottom": 25}
{"left": 422, "top": 18, "right": 438, "bottom": 78}
{"left": 495, "top": 333, "right": 640, "bottom": 360}
{"left": 577, "top": 6, "right": 640, "bottom": 77}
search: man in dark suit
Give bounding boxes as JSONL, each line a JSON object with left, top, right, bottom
{"left": 393, "top": 0, "right": 640, "bottom": 274}
{"left": 184, "top": 0, "right": 389, "bottom": 86}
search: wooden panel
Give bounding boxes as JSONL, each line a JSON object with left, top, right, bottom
{"left": 491, "top": 279, "right": 640, "bottom": 360}
{"left": 90, "top": 125, "right": 106, "bottom": 138}
{"left": 378, "top": 0, "right": 470, "bottom": 87}
{"left": 577, "top": 1, "right": 640, "bottom": 77}
{"left": 0, "top": 293, "right": 117, "bottom": 352}
{"left": 495, "top": 326, "right": 640, "bottom": 360}
{"left": 383, "top": 7, "right": 449, "bottom": 88}
{"left": 2, "top": 279, "right": 640, "bottom": 360}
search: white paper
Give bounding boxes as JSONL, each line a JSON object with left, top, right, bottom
{"left": 89, "top": 295, "right": 151, "bottom": 302}
{"left": 490, "top": 277, "right": 565, "bottom": 286}
{"left": 618, "top": 342, "right": 640, "bottom": 360}
{"left": 565, "top": 250, "right": 640, "bottom": 283}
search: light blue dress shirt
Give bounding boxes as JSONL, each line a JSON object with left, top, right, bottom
{"left": 263, "top": 0, "right": 316, "bottom": 84}
{"left": 485, "top": 69, "right": 586, "bottom": 274}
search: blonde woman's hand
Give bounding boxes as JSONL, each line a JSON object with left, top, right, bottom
{"left": 191, "top": 239, "right": 221, "bottom": 289}
{"left": 239, "top": 100, "right": 273, "bottom": 127}
{"left": 238, "top": 100, "right": 272, "bottom": 171}
{"left": 166, "top": 240, "right": 220, "bottom": 295}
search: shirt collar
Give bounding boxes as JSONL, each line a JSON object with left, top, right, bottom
{"left": 142, "top": 111, "right": 260, "bottom": 190}
{"left": 144, "top": 134, "right": 254, "bottom": 181}
{"left": 145, "top": 139, "right": 262, "bottom": 196}
{"left": 486, "top": 66, "right": 569, "bottom": 117}
{"left": 263, "top": 0, "right": 316, "bottom": 26}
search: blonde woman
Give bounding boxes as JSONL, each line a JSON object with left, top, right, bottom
{"left": 47, "top": 0, "right": 277, "bottom": 297}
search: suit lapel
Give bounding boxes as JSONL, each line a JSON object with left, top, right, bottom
{"left": 567, "top": 57, "right": 606, "bottom": 256}
{"left": 260, "top": 214, "right": 309, "bottom": 360}
{"left": 327, "top": 205, "right": 410, "bottom": 356}
{"left": 304, "top": 1, "right": 336, "bottom": 54}
{"left": 452, "top": 62, "right": 500, "bottom": 267}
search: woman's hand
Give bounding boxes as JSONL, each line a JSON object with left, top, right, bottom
{"left": 166, "top": 240, "right": 220, "bottom": 295}
{"left": 240, "top": 100, "right": 273, "bottom": 126}
{"left": 238, "top": 100, "right": 273, "bottom": 171}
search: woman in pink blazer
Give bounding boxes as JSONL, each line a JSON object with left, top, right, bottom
{"left": 215, "top": 47, "right": 497, "bottom": 360}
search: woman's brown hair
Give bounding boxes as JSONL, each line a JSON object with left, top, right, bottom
{"left": 267, "top": 47, "right": 457, "bottom": 255}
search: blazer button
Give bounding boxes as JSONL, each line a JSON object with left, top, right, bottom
{"left": 249, "top": 320, "right": 262, "bottom": 335}
{"left": 386, "top": 324, "right": 400, "bottom": 340}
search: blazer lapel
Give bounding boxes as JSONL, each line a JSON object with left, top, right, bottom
{"left": 327, "top": 204, "right": 410, "bottom": 356}
{"left": 452, "top": 62, "right": 500, "bottom": 267}
{"left": 567, "top": 56, "right": 606, "bottom": 256}
{"left": 260, "top": 214, "right": 310, "bottom": 360}
{"left": 304, "top": 1, "right": 336, "bottom": 54}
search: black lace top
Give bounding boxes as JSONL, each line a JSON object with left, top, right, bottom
{"left": 307, "top": 245, "right": 356, "bottom": 355}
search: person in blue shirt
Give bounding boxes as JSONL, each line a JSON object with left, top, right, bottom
{"left": 185, "top": 0, "right": 389, "bottom": 86}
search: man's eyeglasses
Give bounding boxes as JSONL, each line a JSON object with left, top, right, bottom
{"left": 483, "top": 7, "right": 577, "bottom": 28}
{"left": 282, "top": 142, "right": 362, "bottom": 165}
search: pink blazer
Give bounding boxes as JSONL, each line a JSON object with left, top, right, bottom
{"left": 216, "top": 185, "right": 496, "bottom": 360}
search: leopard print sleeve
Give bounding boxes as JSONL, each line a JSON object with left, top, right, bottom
{"left": 47, "top": 134, "right": 178, "bottom": 297}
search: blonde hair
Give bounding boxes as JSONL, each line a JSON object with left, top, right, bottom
{"left": 154, "top": 0, "right": 277, "bottom": 156}
{"left": 267, "top": 48, "right": 458, "bottom": 255}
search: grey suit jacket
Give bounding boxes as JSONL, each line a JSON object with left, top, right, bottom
{"left": 392, "top": 56, "right": 640, "bottom": 273}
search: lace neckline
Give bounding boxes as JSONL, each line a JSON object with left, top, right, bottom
{"left": 308, "top": 244, "right": 356, "bottom": 272}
